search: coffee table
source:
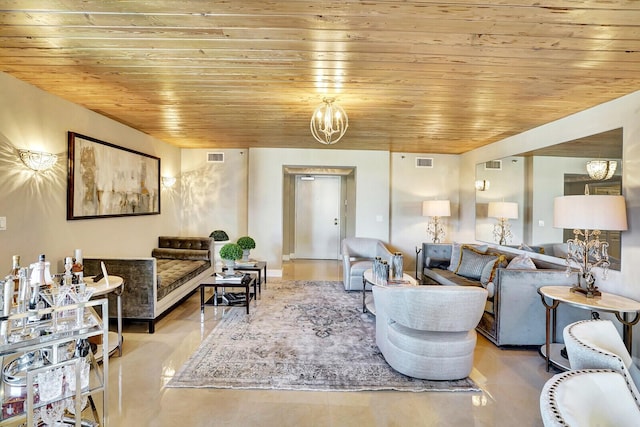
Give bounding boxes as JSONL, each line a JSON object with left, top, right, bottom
{"left": 199, "top": 273, "right": 257, "bottom": 318}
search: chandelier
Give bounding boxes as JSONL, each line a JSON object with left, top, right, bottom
{"left": 310, "top": 98, "right": 348, "bottom": 144}
{"left": 586, "top": 160, "right": 617, "bottom": 180}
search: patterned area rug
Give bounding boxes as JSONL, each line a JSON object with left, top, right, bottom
{"left": 167, "top": 280, "right": 480, "bottom": 392}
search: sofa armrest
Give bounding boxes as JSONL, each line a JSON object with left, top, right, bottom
{"left": 493, "top": 268, "right": 580, "bottom": 345}
{"left": 84, "top": 257, "right": 157, "bottom": 320}
{"left": 422, "top": 243, "right": 452, "bottom": 269}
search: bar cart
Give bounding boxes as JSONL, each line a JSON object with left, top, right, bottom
{"left": 0, "top": 298, "right": 108, "bottom": 426}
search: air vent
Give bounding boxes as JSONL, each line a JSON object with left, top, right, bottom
{"left": 415, "top": 157, "right": 433, "bottom": 168}
{"left": 207, "top": 152, "right": 224, "bottom": 163}
{"left": 484, "top": 160, "right": 502, "bottom": 170}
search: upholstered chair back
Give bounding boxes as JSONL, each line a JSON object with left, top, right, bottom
{"left": 563, "top": 319, "right": 640, "bottom": 395}
{"left": 540, "top": 369, "right": 640, "bottom": 426}
{"left": 375, "top": 285, "right": 487, "bottom": 332}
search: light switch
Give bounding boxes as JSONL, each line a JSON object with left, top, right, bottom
{"left": 376, "top": 215, "right": 383, "bottom": 222}
{"left": 0, "top": 217, "right": 6, "bottom": 230}
{"left": 538, "top": 220, "right": 545, "bottom": 227}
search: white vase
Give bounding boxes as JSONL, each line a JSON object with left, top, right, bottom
{"left": 224, "top": 259, "right": 235, "bottom": 274}
{"left": 242, "top": 249, "right": 251, "bottom": 261}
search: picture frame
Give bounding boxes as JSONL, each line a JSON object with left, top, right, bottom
{"left": 67, "top": 132, "right": 161, "bottom": 220}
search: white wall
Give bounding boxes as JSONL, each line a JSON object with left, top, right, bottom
{"left": 475, "top": 156, "right": 525, "bottom": 245}
{"left": 0, "top": 72, "right": 182, "bottom": 268}
{"left": 180, "top": 148, "right": 248, "bottom": 240}
{"left": 248, "top": 148, "right": 390, "bottom": 272}
{"left": 389, "top": 153, "right": 459, "bottom": 273}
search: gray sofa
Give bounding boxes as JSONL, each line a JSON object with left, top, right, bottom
{"left": 84, "top": 236, "right": 213, "bottom": 333}
{"left": 422, "top": 243, "right": 584, "bottom": 347}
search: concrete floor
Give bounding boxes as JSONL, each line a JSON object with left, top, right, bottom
{"left": 104, "top": 259, "right": 555, "bottom": 426}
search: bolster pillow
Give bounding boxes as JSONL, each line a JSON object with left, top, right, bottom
{"left": 152, "top": 248, "right": 210, "bottom": 261}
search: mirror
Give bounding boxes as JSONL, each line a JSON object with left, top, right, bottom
{"left": 475, "top": 128, "right": 623, "bottom": 270}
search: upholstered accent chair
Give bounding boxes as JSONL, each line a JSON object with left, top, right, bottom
{"left": 341, "top": 237, "right": 393, "bottom": 290}
{"left": 372, "top": 285, "right": 488, "bottom": 380}
{"left": 540, "top": 369, "right": 640, "bottom": 426}
{"left": 563, "top": 319, "right": 640, "bottom": 394}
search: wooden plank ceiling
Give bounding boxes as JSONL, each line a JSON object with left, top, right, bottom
{"left": 1, "top": 1, "right": 639, "bottom": 153}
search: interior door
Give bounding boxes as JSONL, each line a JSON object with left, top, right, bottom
{"left": 294, "top": 175, "right": 341, "bottom": 259}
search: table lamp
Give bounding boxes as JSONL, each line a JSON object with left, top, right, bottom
{"left": 488, "top": 201, "right": 518, "bottom": 245}
{"left": 422, "top": 200, "right": 451, "bottom": 243}
{"left": 553, "top": 188, "right": 627, "bottom": 297}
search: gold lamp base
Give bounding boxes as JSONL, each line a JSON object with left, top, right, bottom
{"left": 571, "top": 285, "right": 601, "bottom": 298}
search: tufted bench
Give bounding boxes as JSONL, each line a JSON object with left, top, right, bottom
{"left": 84, "top": 236, "right": 213, "bottom": 333}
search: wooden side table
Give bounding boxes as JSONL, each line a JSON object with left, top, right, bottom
{"left": 538, "top": 285, "right": 640, "bottom": 371}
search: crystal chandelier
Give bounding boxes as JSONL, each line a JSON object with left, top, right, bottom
{"left": 310, "top": 98, "right": 348, "bottom": 144}
{"left": 586, "top": 160, "right": 617, "bottom": 180}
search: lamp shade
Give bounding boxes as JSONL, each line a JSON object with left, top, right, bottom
{"left": 422, "top": 200, "right": 451, "bottom": 217}
{"left": 488, "top": 202, "right": 518, "bottom": 220}
{"left": 554, "top": 195, "right": 627, "bottom": 231}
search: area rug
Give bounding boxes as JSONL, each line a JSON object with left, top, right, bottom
{"left": 167, "top": 280, "right": 480, "bottom": 392}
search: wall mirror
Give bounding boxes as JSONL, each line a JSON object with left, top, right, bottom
{"left": 475, "top": 128, "right": 623, "bottom": 270}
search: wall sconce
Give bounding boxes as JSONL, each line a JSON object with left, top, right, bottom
{"left": 422, "top": 200, "right": 451, "bottom": 243}
{"left": 18, "top": 149, "right": 58, "bottom": 171}
{"left": 162, "top": 176, "right": 177, "bottom": 188}
{"left": 488, "top": 201, "right": 518, "bottom": 245}
{"left": 554, "top": 187, "right": 627, "bottom": 297}
{"left": 475, "top": 180, "right": 490, "bottom": 191}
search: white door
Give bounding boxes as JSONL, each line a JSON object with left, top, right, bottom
{"left": 294, "top": 176, "right": 341, "bottom": 259}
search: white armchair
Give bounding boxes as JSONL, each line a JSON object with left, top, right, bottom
{"left": 540, "top": 369, "right": 640, "bottom": 426}
{"left": 563, "top": 319, "right": 640, "bottom": 394}
{"left": 341, "top": 237, "right": 393, "bottom": 291}
{"left": 372, "top": 285, "right": 488, "bottom": 380}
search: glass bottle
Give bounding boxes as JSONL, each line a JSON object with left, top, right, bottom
{"left": 7, "top": 255, "right": 20, "bottom": 304}
{"left": 72, "top": 249, "right": 84, "bottom": 283}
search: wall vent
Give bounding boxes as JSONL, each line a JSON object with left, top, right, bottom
{"left": 484, "top": 160, "right": 502, "bottom": 170}
{"left": 415, "top": 157, "right": 434, "bottom": 168}
{"left": 207, "top": 152, "right": 224, "bottom": 163}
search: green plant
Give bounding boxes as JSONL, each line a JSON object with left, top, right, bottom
{"left": 236, "top": 236, "right": 256, "bottom": 250}
{"left": 219, "top": 243, "right": 243, "bottom": 260}
{"left": 209, "top": 230, "right": 229, "bottom": 241}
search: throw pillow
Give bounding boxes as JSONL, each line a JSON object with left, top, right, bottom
{"left": 447, "top": 243, "right": 488, "bottom": 272}
{"left": 455, "top": 247, "right": 498, "bottom": 281}
{"left": 506, "top": 254, "right": 537, "bottom": 270}
{"left": 480, "top": 255, "right": 507, "bottom": 285}
{"left": 447, "top": 242, "right": 463, "bottom": 272}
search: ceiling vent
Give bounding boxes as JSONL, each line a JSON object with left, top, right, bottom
{"left": 415, "top": 157, "right": 434, "bottom": 168}
{"left": 207, "top": 152, "right": 224, "bottom": 163}
{"left": 484, "top": 160, "right": 502, "bottom": 170}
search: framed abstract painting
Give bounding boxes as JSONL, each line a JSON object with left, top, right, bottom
{"left": 67, "top": 132, "right": 161, "bottom": 220}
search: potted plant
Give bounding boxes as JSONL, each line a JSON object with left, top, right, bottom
{"left": 236, "top": 236, "right": 256, "bottom": 261}
{"left": 209, "top": 230, "right": 229, "bottom": 241}
{"left": 219, "top": 243, "right": 243, "bottom": 273}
